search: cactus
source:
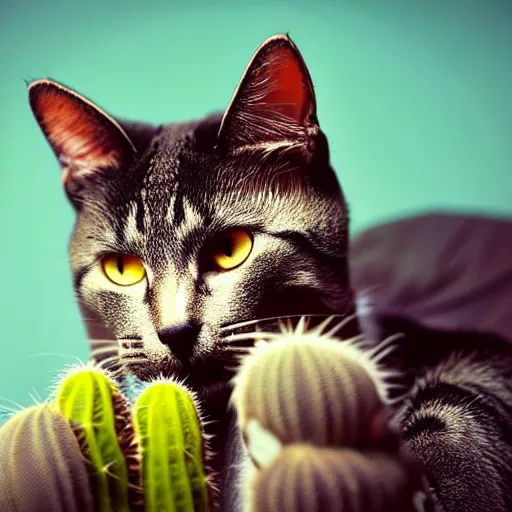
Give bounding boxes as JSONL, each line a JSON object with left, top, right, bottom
{"left": 0, "top": 321, "right": 425, "bottom": 512}
{"left": 232, "top": 319, "right": 424, "bottom": 512}
{"left": 232, "top": 326, "right": 392, "bottom": 449}
{"left": 250, "top": 444, "right": 421, "bottom": 512}
{"left": 54, "top": 367, "right": 134, "bottom": 512}
{"left": 0, "top": 404, "right": 94, "bottom": 512}
{"left": 0, "top": 365, "right": 209, "bottom": 512}
{"left": 133, "top": 380, "right": 209, "bottom": 512}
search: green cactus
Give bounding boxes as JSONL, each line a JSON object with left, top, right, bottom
{"left": 54, "top": 367, "right": 134, "bottom": 512}
{"left": 133, "top": 380, "right": 209, "bottom": 512}
{"left": 0, "top": 365, "right": 209, "bottom": 512}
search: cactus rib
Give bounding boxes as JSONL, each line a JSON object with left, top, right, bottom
{"left": 0, "top": 404, "right": 94, "bottom": 511}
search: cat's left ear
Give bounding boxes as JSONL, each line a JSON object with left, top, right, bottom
{"left": 216, "top": 34, "right": 319, "bottom": 159}
{"left": 28, "top": 79, "right": 136, "bottom": 194}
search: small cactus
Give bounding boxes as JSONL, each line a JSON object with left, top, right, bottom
{"left": 55, "top": 367, "right": 134, "bottom": 512}
{"left": 232, "top": 326, "right": 391, "bottom": 449}
{"left": 0, "top": 404, "right": 94, "bottom": 511}
{"left": 133, "top": 380, "right": 209, "bottom": 512}
{"left": 250, "top": 444, "right": 421, "bottom": 512}
{"left": 231, "top": 319, "right": 423, "bottom": 512}
{"left": 0, "top": 365, "right": 210, "bottom": 512}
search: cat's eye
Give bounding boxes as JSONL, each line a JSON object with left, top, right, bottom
{"left": 210, "top": 229, "right": 253, "bottom": 271}
{"left": 101, "top": 254, "right": 146, "bottom": 286}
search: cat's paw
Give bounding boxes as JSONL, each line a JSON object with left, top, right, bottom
{"left": 231, "top": 319, "right": 426, "bottom": 511}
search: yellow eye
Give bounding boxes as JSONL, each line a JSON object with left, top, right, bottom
{"left": 211, "top": 229, "right": 253, "bottom": 271}
{"left": 102, "top": 254, "right": 146, "bottom": 286}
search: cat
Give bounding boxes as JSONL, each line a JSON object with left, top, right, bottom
{"left": 28, "top": 34, "right": 512, "bottom": 511}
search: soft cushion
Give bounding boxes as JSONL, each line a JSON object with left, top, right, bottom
{"left": 350, "top": 212, "right": 512, "bottom": 343}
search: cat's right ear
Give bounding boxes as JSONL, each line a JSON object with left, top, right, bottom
{"left": 28, "top": 79, "right": 136, "bottom": 203}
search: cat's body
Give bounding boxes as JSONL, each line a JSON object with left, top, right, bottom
{"left": 376, "top": 315, "right": 512, "bottom": 511}
{"left": 29, "top": 34, "right": 512, "bottom": 511}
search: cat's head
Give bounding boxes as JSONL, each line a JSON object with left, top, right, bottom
{"left": 29, "top": 35, "right": 354, "bottom": 399}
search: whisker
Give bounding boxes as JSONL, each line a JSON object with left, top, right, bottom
{"left": 0, "top": 405, "right": 20, "bottom": 421}
{"left": 91, "top": 355, "right": 118, "bottom": 366}
{"left": 0, "top": 404, "right": 16, "bottom": 414}
{"left": 222, "top": 346, "right": 252, "bottom": 353}
{"left": 220, "top": 315, "right": 288, "bottom": 332}
{"left": 91, "top": 345, "right": 119, "bottom": 358}
{"left": 20, "top": 352, "right": 86, "bottom": 366}
{"left": 121, "top": 357, "right": 149, "bottom": 366}
{"left": 88, "top": 338, "right": 117, "bottom": 345}
{"left": 0, "top": 397, "right": 26, "bottom": 413}
{"left": 220, "top": 313, "right": 345, "bottom": 333}
{"left": 223, "top": 331, "right": 283, "bottom": 343}
{"left": 86, "top": 336, "right": 140, "bottom": 344}
{"left": 223, "top": 321, "right": 363, "bottom": 346}
{"left": 30, "top": 387, "right": 45, "bottom": 404}
{"left": 27, "top": 390, "right": 43, "bottom": 406}
{"left": 96, "top": 355, "right": 122, "bottom": 371}
{"left": 109, "top": 367, "right": 129, "bottom": 379}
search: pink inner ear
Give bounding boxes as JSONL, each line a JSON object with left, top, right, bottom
{"left": 32, "top": 85, "right": 124, "bottom": 172}
{"left": 262, "top": 47, "right": 310, "bottom": 125}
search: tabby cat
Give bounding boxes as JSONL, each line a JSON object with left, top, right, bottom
{"left": 29, "top": 34, "right": 512, "bottom": 511}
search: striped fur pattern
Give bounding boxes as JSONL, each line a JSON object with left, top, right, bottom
{"left": 29, "top": 34, "right": 512, "bottom": 511}
{"left": 67, "top": 113, "right": 352, "bottom": 398}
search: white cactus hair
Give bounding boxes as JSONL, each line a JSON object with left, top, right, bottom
{"left": 231, "top": 314, "right": 403, "bottom": 416}
{"left": 46, "top": 359, "right": 111, "bottom": 405}
{"left": 229, "top": 315, "right": 421, "bottom": 512}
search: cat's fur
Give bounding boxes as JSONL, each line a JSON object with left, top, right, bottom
{"left": 29, "top": 34, "right": 512, "bottom": 511}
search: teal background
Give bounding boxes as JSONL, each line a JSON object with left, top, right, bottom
{"left": 0, "top": 0, "right": 511, "bottom": 413}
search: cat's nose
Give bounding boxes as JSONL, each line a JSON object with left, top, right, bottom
{"left": 157, "top": 322, "right": 200, "bottom": 363}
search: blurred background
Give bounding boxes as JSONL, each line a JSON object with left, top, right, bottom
{"left": 0, "top": 0, "right": 511, "bottom": 412}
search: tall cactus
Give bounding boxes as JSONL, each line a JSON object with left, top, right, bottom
{"left": 55, "top": 367, "right": 135, "bottom": 511}
{"left": 133, "top": 380, "right": 209, "bottom": 512}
